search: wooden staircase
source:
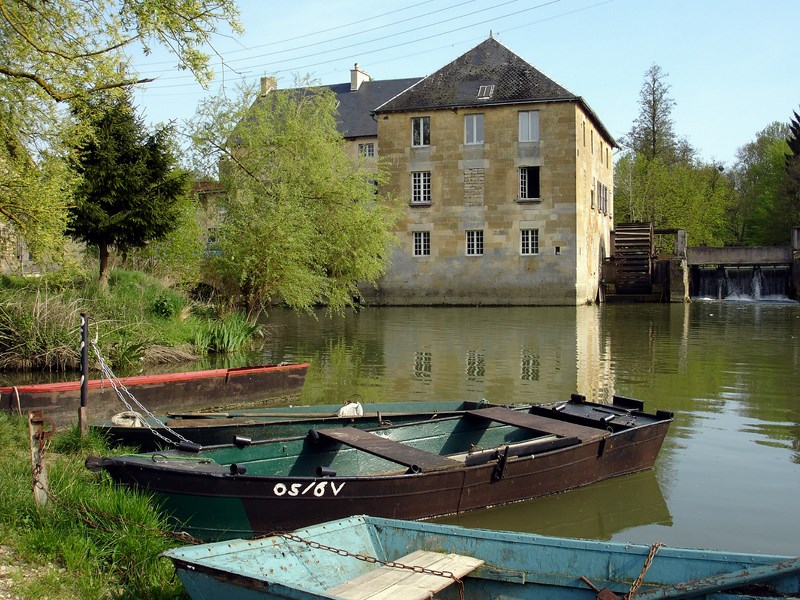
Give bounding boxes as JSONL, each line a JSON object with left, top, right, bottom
{"left": 613, "top": 223, "right": 654, "bottom": 294}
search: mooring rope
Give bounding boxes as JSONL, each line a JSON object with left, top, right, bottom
{"left": 12, "top": 386, "right": 21, "bottom": 416}
{"left": 90, "top": 341, "right": 195, "bottom": 448}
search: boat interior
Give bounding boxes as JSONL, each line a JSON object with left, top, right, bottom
{"left": 191, "top": 405, "right": 619, "bottom": 478}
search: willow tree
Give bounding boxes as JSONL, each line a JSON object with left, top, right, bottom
{"left": 0, "top": 0, "right": 240, "bottom": 262}
{"left": 188, "top": 81, "right": 401, "bottom": 317}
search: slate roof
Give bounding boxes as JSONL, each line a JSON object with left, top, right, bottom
{"left": 331, "top": 78, "right": 421, "bottom": 138}
{"left": 248, "top": 77, "right": 420, "bottom": 140}
{"left": 374, "top": 37, "right": 616, "bottom": 146}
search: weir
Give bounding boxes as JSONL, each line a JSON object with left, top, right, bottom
{"left": 686, "top": 231, "right": 799, "bottom": 301}
{"left": 690, "top": 265, "right": 792, "bottom": 300}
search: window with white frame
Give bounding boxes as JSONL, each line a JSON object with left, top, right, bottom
{"left": 411, "top": 171, "right": 431, "bottom": 204}
{"left": 519, "top": 110, "right": 539, "bottom": 142}
{"left": 466, "top": 230, "right": 483, "bottom": 256}
{"left": 413, "top": 231, "right": 430, "bottom": 256}
{"left": 477, "top": 85, "right": 495, "bottom": 99}
{"left": 358, "top": 142, "right": 374, "bottom": 158}
{"left": 464, "top": 113, "right": 484, "bottom": 144}
{"left": 521, "top": 228, "right": 539, "bottom": 255}
{"left": 519, "top": 166, "right": 540, "bottom": 200}
{"left": 412, "top": 116, "right": 430, "bottom": 147}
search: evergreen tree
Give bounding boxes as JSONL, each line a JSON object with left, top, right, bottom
{"left": 775, "top": 111, "right": 800, "bottom": 241}
{"left": 68, "top": 93, "right": 190, "bottom": 289}
{"left": 624, "top": 64, "right": 683, "bottom": 163}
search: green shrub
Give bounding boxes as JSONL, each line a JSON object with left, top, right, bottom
{"left": 192, "top": 311, "right": 262, "bottom": 354}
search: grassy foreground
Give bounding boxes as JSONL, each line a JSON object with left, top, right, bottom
{"left": 0, "top": 413, "right": 189, "bottom": 599}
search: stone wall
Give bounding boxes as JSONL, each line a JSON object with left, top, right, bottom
{"left": 367, "top": 101, "right": 614, "bottom": 305}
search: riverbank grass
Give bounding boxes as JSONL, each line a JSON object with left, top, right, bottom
{"left": 0, "top": 413, "right": 188, "bottom": 599}
{"left": 0, "top": 269, "right": 262, "bottom": 373}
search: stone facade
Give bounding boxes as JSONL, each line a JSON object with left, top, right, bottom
{"left": 363, "top": 38, "right": 615, "bottom": 306}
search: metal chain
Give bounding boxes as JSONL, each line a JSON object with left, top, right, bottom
{"left": 627, "top": 542, "right": 665, "bottom": 599}
{"left": 278, "top": 532, "right": 467, "bottom": 600}
{"left": 90, "top": 341, "right": 194, "bottom": 447}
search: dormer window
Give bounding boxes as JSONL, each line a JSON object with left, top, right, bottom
{"left": 477, "top": 85, "right": 495, "bottom": 99}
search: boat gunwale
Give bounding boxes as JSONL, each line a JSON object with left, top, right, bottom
{"left": 102, "top": 417, "right": 673, "bottom": 483}
{"left": 0, "top": 362, "right": 310, "bottom": 394}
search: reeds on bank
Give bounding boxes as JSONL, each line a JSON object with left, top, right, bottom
{"left": 0, "top": 269, "right": 262, "bottom": 373}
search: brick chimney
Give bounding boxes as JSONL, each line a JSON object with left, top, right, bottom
{"left": 260, "top": 76, "right": 277, "bottom": 96}
{"left": 350, "top": 63, "right": 370, "bottom": 92}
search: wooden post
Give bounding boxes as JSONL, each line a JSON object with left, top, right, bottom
{"left": 79, "top": 312, "right": 89, "bottom": 437}
{"left": 28, "top": 410, "right": 50, "bottom": 508}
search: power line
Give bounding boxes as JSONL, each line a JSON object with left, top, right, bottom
{"left": 137, "top": 0, "right": 557, "bottom": 88}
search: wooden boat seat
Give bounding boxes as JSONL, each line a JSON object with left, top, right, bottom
{"left": 325, "top": 549, "right": 484, "bottom": 600}
{"left": 314, "top": 427, "right": 457, "bottom": 472}
{"left": 466, "top": 406, "right": 609, "bottom": 442}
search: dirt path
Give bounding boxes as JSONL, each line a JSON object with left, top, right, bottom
{"left": 0, "top": 545, "right": 62, "bottom": 600}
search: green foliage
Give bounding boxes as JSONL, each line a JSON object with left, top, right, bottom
{"left": 0, "top": 413, "right": 187, "bottom": 598}
{"left": 124, "top": 189, "right": 207, "bottom": 287}
{"left": 773, "top": 110, "right": 800, "bottom": 243}
{"left": 188, "top": 79, "right": 401, "bottom": 317}
{"left": 0, "top": 269, "right": 261, "bottom": 372}
{"left": 192, "top": 311, "right": 262, "bottom": 354}
{"left": 728, "top": 122, "right": 791, "bottom": 245}
{"left": 0, "top": 0, "right": 240, "bottom": 272}
{"left": 614, "top": 152, "right": 731, "bottom": 246}
{"left": 151, "top": 291, "right": 185, "bottom": 319}
{"left": 0, "top": 286, "right": 82, "bottom": 370}
{"left": 67, "top": 92, "right": 192, "bottom": 287}
{"left": 0, "top": 122, "right": 76, "bottom": 266}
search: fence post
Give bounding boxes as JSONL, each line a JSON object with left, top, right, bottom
{"left": 28, "top": 410, "right": 51, "bottom": 508}
{"left": 79, "top": 312, "right": 89, "bottom": 437}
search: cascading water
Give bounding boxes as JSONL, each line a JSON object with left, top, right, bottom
{"left": 691, "top": 265, "right": 792, "bottom": 301}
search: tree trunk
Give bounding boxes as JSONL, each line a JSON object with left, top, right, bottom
{"left": 98, "top": 242, "right": 110, "bottom": 290}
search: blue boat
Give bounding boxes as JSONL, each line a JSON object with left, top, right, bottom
{"left": 162, "top": 515, "right": 800, "bottom": 600}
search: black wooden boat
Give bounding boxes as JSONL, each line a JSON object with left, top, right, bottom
{"left": 86, "top": 395, "right": 673, "bottom": 541}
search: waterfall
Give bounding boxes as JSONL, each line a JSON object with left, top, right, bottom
{"left": 692, "top": 265, "right": 791, "bottom": 301}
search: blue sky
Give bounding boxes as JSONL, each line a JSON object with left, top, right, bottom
{"left": 132, "top": 0, "right": 799, "bottom": 167}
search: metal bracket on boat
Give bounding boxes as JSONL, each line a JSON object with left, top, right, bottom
{"left": 177, "top": 440, "right": 203, "bottom": 453}
{"left": 579, "top": 576, "right": 620, "bottom": 600}
{"left": 233, "top": 436, "right": 252, "bottom": 448}
{"left": 597, "top": 438, "right": 607, "bottom": 458}
{"left": 491, "top": 446, "right": 510, "bottom": 481}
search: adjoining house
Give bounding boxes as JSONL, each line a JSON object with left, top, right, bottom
{"left": 259, "top": 36, "right": 617, "bottom": 305}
